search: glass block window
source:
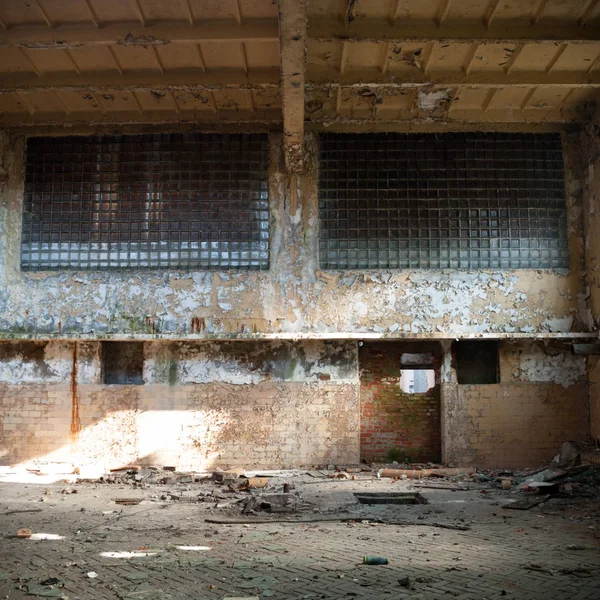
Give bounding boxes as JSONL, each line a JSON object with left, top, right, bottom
{"left": 319, "top": 132, "right": 569, "bottom": 270}
{"left": 21, "top": 133, "right": 270, "bottom": 271}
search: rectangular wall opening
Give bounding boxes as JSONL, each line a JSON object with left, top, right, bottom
{"left": 454, "top": 340, "right": 499, "bottom": 384}
{"left": 359, "top": 342, "right": 441, "bottom": 463}
{"left": 102, "top": 341, "right": 144, "bottom": 385}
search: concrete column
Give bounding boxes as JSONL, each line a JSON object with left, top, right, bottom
{"left": 440, "top": 340, "right": 458, "bottom": 464}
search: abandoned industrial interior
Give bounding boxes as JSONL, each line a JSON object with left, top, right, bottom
{"left": 1, "top": 0, "right": 600, "bottom": 598}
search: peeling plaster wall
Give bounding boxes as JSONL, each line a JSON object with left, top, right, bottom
{"left": 443, "top": 341, "right": 589, "bottom": 468}
{"left": 0, "top": 340, "right": 359, "bottom": 469}
{"left": 580, "top": 121, "right": 600, "bottom": 442}
{"left": 0, "top": 132, "right": 590, "bottom": 339}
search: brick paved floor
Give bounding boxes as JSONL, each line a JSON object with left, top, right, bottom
{"left": 0, "top": 477, "right": 599, "bottom": 599}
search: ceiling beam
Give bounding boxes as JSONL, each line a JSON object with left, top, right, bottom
{"left": 278, "top": 0, "right": 307, "bottom": 174}
{"left": 0, "top": 108, "right": 281, "bottom": 127}
{"left": 305, "top": 113, "right": 583, "bottom": 130}
{"left": 306, "top": 68, "right": 600, "bottom": 89}
{"left": 309, "top": 20, "right": 600, "bottom": 44}
{"left": 304, "top": 120, "right": 567, "bottom": 133}
{"left": 0, "top": 19, "right": 279, "bottom": 49}
{"left": 0, "top": 69, "right": 280, "bottom": 93}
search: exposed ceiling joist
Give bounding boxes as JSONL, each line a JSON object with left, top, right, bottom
{"left": 0, "top": 108, "right": 281, "bottom": 127}
{"left": 306, "top": 117, "right": 564, "bottom": 133}
{"left": 309, "top": 21, "right": 600, "bottom": 45}
{"left": 0, "top": 69, "right": 280, "bottom": 93}
{"left": 278, "top": 0, "right": 307, "bottom": 174}
{"left": 0, "top": 19, "right": 279, "bottom": 49}
{"left": 305, "top": 116, "right": 580, "bottom": 131}
{"left": 307, "top": 68, "right": 600, "bottom": 89}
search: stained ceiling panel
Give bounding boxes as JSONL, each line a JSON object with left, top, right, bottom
{"left": 80, "top": 0, "right": 144, "bottom": 25}
{"left": 385, "top": 43, "right": 434, "bottom": 75}
{"left": 0, "top": 49, "right": 35, "bottom": 74}
{"left": 67, "top": 46, "right": 126, "bottom": 73}
{"left": 467, "top": 44, "right": 521, "bottom": 73}
{"left": 424, "top": 42, "right": 472, "bottom": 73}
{"left": 186, "top": 0, "right": 278, "bottom": 21}
{"left": 0, "top": 93, "right": 27, "bottom": 113}
{"left": 550, "top": 44, "right": 600, "bottom": 73}
{"left": 244, "top": 41, "right": 280, "bottom": 69}
{"left": 22, "top": 49, "right": 80, "bottom": 74}
{"left": 343, "top": 42, "right": 387, "bottom": 71}
{"left": 31, "top": 0, "right": 96, "bottom": 25}
{"left": 110, "top": 45, "right": 163, "bottom": 73}
{"left": 508, "top": 43, "right": 569, "bottom": 72}
{"left": 153, "top": 44, "right": 201, "bottom": 71}
{"left": 200, "top": 43, "right": 246, "bottom": 70}
{"left": 0, "top": 1, "right": 46, "bottom": 26}
{"left": 132, "top": 0, "right": 188, "bottom": 23}
{"left": 171, "top": 90, "right": 214, "bottom": 111}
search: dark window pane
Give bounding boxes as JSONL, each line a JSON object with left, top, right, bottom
{"left": 102, "top": 341, "right": 144, "bottom": 385}
{"left": 454, "top": 341, "right": 499, "bottom": 384}
{"left": 318, "top": 133, "right": 569, "bottom": 270}
{"left": 21, "top": 133, "right": 270, "bottom": 271}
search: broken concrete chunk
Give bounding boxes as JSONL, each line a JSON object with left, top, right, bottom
{"left": 242, "top": 492, "right": 299, "bottom": 514}
{"left": 550, "top": 441, "right": 582, "bottom": 469}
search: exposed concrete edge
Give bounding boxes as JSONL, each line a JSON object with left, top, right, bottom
{"left": 0, "top": 332, "right": 596, "bottom": 342}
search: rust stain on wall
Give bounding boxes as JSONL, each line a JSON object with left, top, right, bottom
{"left": 190, "top": 317, "right": 205, "bottom": 334}
{"left": 70, "top": 341, "right": 81, "bottom": 441}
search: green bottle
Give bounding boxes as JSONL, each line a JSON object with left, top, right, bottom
{"left": 363, "top": 556, "right": 389, "bottom": 565}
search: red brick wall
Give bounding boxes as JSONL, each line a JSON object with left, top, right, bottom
{"left": 359, "top": 343, "right": 441, "bottom": 463}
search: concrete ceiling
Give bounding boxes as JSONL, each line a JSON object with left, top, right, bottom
{"left": 0, "top": 0, "right": 599, "bottom": 170}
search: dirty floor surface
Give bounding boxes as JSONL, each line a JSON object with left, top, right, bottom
{"left": 1, "top": 476, "right": 599, "bottom": 600}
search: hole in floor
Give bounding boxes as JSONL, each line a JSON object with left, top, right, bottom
{"left": 354, "top": 492, "right": 428, "bottom": 505}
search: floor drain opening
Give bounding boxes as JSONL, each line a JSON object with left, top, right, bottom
{"left": 354, "top": 492, "right": 428, "bottom": 505}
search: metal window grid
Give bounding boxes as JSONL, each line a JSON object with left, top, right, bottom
{"left": 318, "top": 132, "right": 569, "bottom": 270}
{"left": 21, "top": 133, "right": 270, "bottom": 271}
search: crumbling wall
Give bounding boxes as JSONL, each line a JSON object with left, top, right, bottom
{"left": 0, "top": 132, "right": 589, "bottom": 339}
{"left": 443, "top": 341, "right": 589, "bottom": 468}
{"left": 0, "top": 340, "right": 359, "bottom": 470}
{"left": 579, "top": 121, "right": 600, "bottom": 443}
{"left": 359, "top": 342, "right": 441, "bottom": 463}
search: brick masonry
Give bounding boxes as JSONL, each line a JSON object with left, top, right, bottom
{"left": 359, "top": 342, "right": 442, "bottom": 463}
{"left": 0, "top": 339, "right": 593, "bottom": 470}
{"left": 0, "top": 340, "right": 360, "bottom": 470}
{"left": 443, "top": 342, "right": 590, "bottom": 468}
{"left": 0, "top": 382, "right": 359, "bottom": 470}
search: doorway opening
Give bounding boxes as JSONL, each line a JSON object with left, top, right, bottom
{"left": 359, "top": 342, "right": 442, "bottom": 464}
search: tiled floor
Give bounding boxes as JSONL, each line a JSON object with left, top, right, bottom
{"left": 0, "top": 475, "right": 599, "bottom": 599}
